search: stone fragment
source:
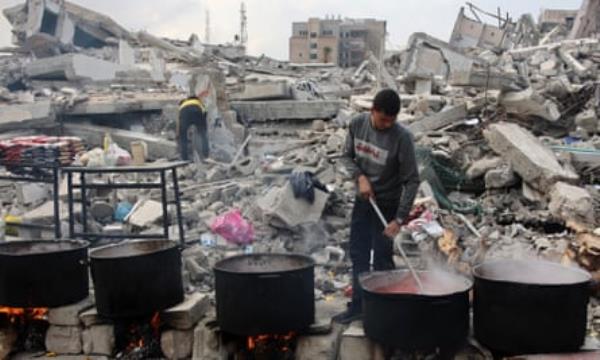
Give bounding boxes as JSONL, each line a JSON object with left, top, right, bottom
{"left": 45, "top": 325, "right": 83, "bottom": 355}
{"left": 162, "top": 292, "right": 210, "bottom": 330}
{"left": 549, "top": 182, "right": 595, "bottom": 224}
{"left": 500, "top": 88, "right": 560, "bottom": 122}
{"left": 82, "top": 325, "right": 114, "bottom": 356}
{"left": 466, "top": 156, "right": 503, "bottom": 179}
{"left": 49, "top": 297, "right": 94, "bottom": 326}
{"left": 161, "top": 329, "right": 194, "bottom": 360}
{"left": 484, "top": 122, "right": 578, "bottom": 191}
{"left": 485, "top": 165, "right": 518, "bottom": 189}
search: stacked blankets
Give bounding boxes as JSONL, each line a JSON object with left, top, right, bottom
{"left": 0, "top": 136, "right": 85, "bottom": 167}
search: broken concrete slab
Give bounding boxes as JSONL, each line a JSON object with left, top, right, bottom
{"left": 257, "top": 182, "right": 329, "bottom": 228}
{"left": 408, "top": 103, "right": 467, "bottom": 134}
{"left": 0, "top": 100, "right": 53, "bottom": 130}
{"left": 317, "top": 83, "right": 353, "bottom": 100}
{"left": 414, "top": 79, "right": 433, "bottom": 95}
{"left": 63, "top": 92, "right": 181, "bottom": 115}
{"left": 549, "top": 182, "right": 596, "bottom": 225}
{"left": 230, "top": 100, "right": 344, "bottom": 122}
{"left": 539, "top": 59, "right": 559, "bottom": 76}
{"left": 466, "top": 156, "right": 503, "bottom": 180}
{"left": 450, "top": 6, "right": 511, "bottom": 51}
{"left": 161, "top": 329, "right": 194, "bottom": 360}
{"left": 485, "top": 165, "right": 519, "bottom": 189}
{"left": 16, "top": 183, "right": 51, "bottom": 206}
{"left": 82, "top": 325, "right": 114, "bottom": 356}
{"left": 191, "top": 318, "right": 220, "bottom": 360}
{"left": 338, "top": 322, "right": 384, "bottom": 360}
{"left": 450, "top": 67, "right": 525, "bottom": 91}
{"left": 4, "top": 0, "right": 131, "bottom": 52}
{"left": 45, "top": 325, "right": 83, "bottom": 355}
{"left": 500, "top": 88, "right": 561, "bottom": 122}
{"left": 63, "top": 123, "right": 177, "bottom": 159}
{"left": 21, "top": 200, "right": 75, "bottom": 225}
{"left": 48, "top": 296, "right": 94, "bottom": 326}
{"left": 522, "top": 182, "right": 546, "bottom": 204}
{"left": 79, "top": 308, "right": 107, "bottom": 327}
{"left": 484, "top": 122, "right": 579, "bottom": 191}
{"left": 575, "top": 109, "right": 599, "bottom": 134}
{"left": 128, "top": 199, "right": 164, "bottom": 228}
{"left": 403, "top": 33, "right": 474, "bottom": 80}
{"left": 558, "top": 48, "right": 590, "bottom": 77}
{"left": 119, "top": 40, "right": 135, "bottom": 67}
{"left": 231, "top": 81, "right": 292, "bottom": 101}
{"left": 25, "top": 54, "right": 125, "bottom": 82}
{"left": 138, "top": 30, "right": 204, "bottom": 64}
{"left": 162, "top": 292, "right": 210, "bottom": 330}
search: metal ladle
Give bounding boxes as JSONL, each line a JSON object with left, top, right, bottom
{"left": 369, "top": 197, "right": 424, "bottom": 293}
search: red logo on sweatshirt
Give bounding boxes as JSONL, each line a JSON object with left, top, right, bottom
{"left": 354, "top": 139, "right": 388, "bottom": 165}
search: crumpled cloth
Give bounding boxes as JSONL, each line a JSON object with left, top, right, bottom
{"left": 289, "top": 171, "right": 328, "bottom": 204}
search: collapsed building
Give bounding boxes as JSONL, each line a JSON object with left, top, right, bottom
{"left": 0, "top": 0, "right": 599, "bottom": 359}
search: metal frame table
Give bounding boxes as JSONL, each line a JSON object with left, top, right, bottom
{"left": 0, "top": 163, "right": 62, "bottom": 239}
{"left": 62, "top": 161, "right": 189, "bottom": 245}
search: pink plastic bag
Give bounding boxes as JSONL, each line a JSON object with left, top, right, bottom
{"left": 210, "top": 209, "right": 254, "bottom": 245}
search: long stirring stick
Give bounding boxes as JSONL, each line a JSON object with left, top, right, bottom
{"left": 369, "top": 197, "right": 424, "bottom": 293}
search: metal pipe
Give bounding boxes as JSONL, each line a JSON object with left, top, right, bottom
{"left": 368, "top": 197, "right": 424, "bottom": 293}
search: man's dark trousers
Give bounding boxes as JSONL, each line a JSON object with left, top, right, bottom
{"left": 179, "top": 106, "right": 209, "bottom": 160}
{"left": 349, "top": 197, "right": 397, "bottom": 311}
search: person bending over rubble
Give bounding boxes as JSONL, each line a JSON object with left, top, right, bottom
{"left": 333, "top": 89, "right": 420, "bottom": 324}
{"left": 178, "top": 95, "right": 209, "bottom": 161}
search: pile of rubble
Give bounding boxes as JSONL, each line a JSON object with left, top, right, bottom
{"left": 1, "top": 0, "right": 600, "bottom": 358}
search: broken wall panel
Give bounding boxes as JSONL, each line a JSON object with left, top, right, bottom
{"left": 450, "top": 7, "right": 511, "bottom": 51}
{"left": 25, "top": 54, "right": 125, "bottom": 81}
{"left": 402, "top": 32, "right": 477, "bottom": 83}
{"left": 570, "top": 0, "right": 600, "bottom": 40}
{"left": 0, "top": 100, "right": 54, "bottom": 131}
{"left": 230, "top": 100, "right": 344, "bottom": 122}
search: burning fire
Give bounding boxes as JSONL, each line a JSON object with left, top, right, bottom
{"left": 125, "top": 312, "right": 161, "bottom": 352}
{"left": 151, "top": 312, "right": 161, "bottom": 335}
{"left": 246, "top": 332, "right": 296, "bottom": 352}
{"left": 0, "top": 307, "right": 48, "bottom": 324}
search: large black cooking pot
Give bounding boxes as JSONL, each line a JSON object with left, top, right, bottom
{"left": 90, "top": 240, "right": 183, "bottom": 318}
{"left": 473, "top": 259, "right": 591, "bottom": 355}
{"left": 360, "top": 269, "right": 472, "bottom": 352}
{"left": 0, "top": 240, "right": 89, "bottom": 307}
{"left": 214, "top": 253, "right": 315, "bottom": 336}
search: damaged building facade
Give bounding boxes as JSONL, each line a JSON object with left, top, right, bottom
{"left": 0, "top": 0, "right": 599, "bottom": 359}
{"left": 289, "top": 17, "right": 386, "bottom": 67}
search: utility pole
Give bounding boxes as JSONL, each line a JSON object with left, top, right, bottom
{"left": 240, "top": 2, "right": 248, "bottom": 49}
{"left": 376, "top": 28, "right": 386, "bottom": 90}
{"left": 205, "top": 9, "right": 210, "bottom": 44}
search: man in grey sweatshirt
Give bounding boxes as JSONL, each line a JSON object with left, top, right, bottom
{"left": 333, "top": 89, "right": 420, "bottom": 324}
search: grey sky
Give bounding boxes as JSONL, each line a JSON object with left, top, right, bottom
{"left": 0, "top": 0, "right": 584, "bottom": 60}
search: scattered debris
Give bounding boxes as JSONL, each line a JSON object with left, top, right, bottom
{"left": 0, "top": 0, "right": 599, "bottom": 358}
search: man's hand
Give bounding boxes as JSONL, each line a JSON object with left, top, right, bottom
{"left": 357, "top": 175, "right": 374, "bottom": 200}
{"left": 383, "top": 220, "right": 402, "bottom": 239}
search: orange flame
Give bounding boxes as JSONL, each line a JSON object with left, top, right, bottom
{"left": 246, "top": 332, "right": 296, "bottom": 351}
{"left": 151, "top": 312, "right": 160, "bottom": 333}
{"left": 125, "top": 312, "right": 161, "bottom": 352}
{"left": 0, "top": 307, "right": 48, "bottom": 324}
